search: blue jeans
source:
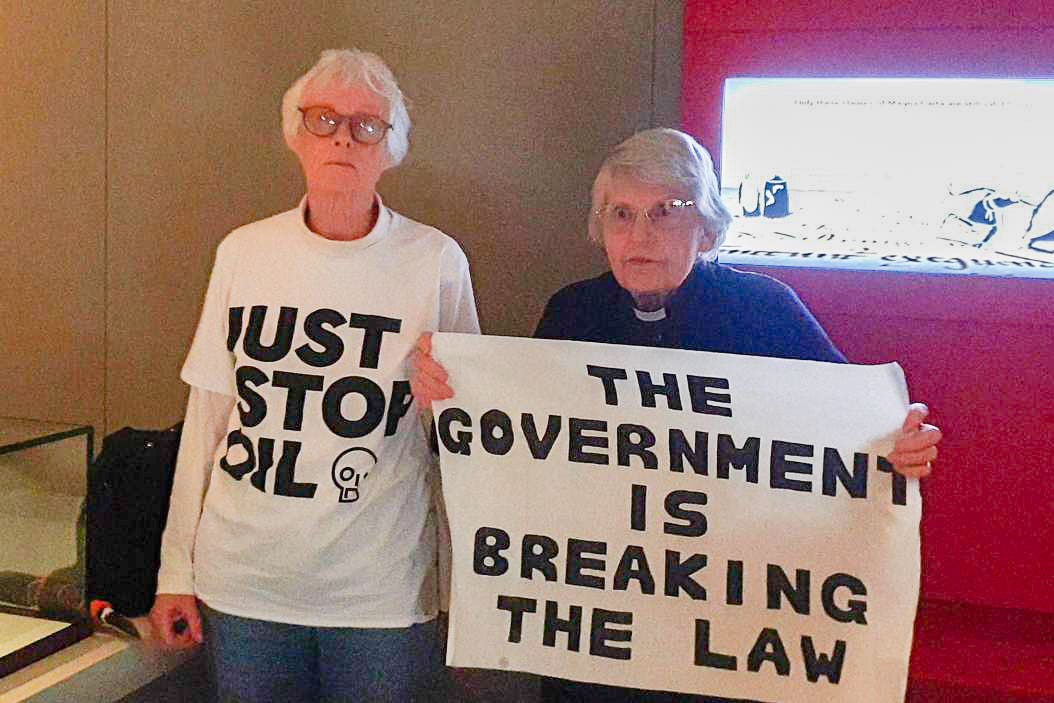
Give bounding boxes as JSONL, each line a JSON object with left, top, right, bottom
{"left": 201, "top": 603, "right": 442, "bottom": 703}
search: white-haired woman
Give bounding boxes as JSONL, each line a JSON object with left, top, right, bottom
{"left": 150, "top": 49, "right": 479, "bottom": 702}
{"left": 530, "top": 127, "right": 847, "bottom": 359}
{"left": 411, "top": 127, "right": 940, "bottom": 702}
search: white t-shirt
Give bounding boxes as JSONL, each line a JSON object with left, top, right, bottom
{"left": 162, "top": 197, "right": 478, "bottom": 627}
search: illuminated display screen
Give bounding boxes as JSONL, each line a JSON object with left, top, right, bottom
{"left": 719, "top": 77, "right": 1054, "bottom": 277}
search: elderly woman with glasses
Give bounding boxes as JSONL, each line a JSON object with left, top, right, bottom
{"left": 149, "top": 49, "right": 479, "bottom": 702}
{"left": 412, "top": 127, "right": 940, "bottom": 702}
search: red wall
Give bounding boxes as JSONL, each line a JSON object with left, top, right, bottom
{"left": 682, "top": 0, "right": 1054, "bottom": 616}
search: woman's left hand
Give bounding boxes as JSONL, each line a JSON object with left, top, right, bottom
{"left": 887, "top": 402, "right": 942, "bottom": 478}
{"left": 409, "top": 332, "right": 453, "bottom": 411}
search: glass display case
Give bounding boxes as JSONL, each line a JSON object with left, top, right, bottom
{"left": 0, "top": 417, "right": 94, "bottom": 678}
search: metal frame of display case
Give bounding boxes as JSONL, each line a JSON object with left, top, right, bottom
{"left": 0, "top": 421, "right": 93, "bottom": 463}
{"left": 0, "top": 417, "right": 94, "bottom": 678}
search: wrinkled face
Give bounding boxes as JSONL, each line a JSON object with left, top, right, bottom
{"left": 601, "top": 176, "right": 713, "bottom": 299}
{"left": 290, "top": 80, "right": 390, "bottom": 196}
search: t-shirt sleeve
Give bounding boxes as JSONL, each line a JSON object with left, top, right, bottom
{"left": 438, "top": 242, "right": 480, "bottom": 334}
{"left": 156, "top": 386, "right": 234, "bottom": 595}
{"left": 181, "top": 243, "right": 238, "bottom": 395}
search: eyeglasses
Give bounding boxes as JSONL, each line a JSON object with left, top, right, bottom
{"left": 593, "top": 198, "right": 698, "bottom": 234}
{"left": 298, "top": 106, "right": 392, "bottom": 145}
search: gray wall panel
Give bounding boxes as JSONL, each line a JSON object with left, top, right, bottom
{"left": 0, "top": 0, "right": 106, "bottom": 434}
{"left": 105, "top": 1, "right": 681, "bottom": 431}
{"left": 2, "top": 0, "right": 683, "bottom": 439}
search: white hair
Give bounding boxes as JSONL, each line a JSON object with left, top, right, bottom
{"left": 589, "top": 128, "right": 732, "bottom": 261}
{"left": 280, "top": 49, "right": 410, "bottom": 167}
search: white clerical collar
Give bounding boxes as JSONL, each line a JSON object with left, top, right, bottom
{"left": 633, "top": 307, "right": 667, "bottom": 322}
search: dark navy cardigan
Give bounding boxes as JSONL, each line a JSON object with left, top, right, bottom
{"left": 533, "top": 262, "right": 846, "bottom": 364}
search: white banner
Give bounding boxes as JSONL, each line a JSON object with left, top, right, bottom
{"left": 433, "top": 333, "right": 920, "bottom": 702}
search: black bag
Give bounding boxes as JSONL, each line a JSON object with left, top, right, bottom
{"left": 85, "top": 423, "right": 183, "bottom": 617}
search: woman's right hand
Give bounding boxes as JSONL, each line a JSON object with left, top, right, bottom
{"left": 149, "top": 593, "right": 204, "bottom": 649}
{"left": 410, "top": 332, "right": 453, "bottom": 410}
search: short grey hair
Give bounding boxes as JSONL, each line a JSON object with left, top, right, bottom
{"left": 281, "top": 49, "right": 410, "bottom": 167}
{"left": 589, "top": 128, "right": 732, "bottom": 261}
